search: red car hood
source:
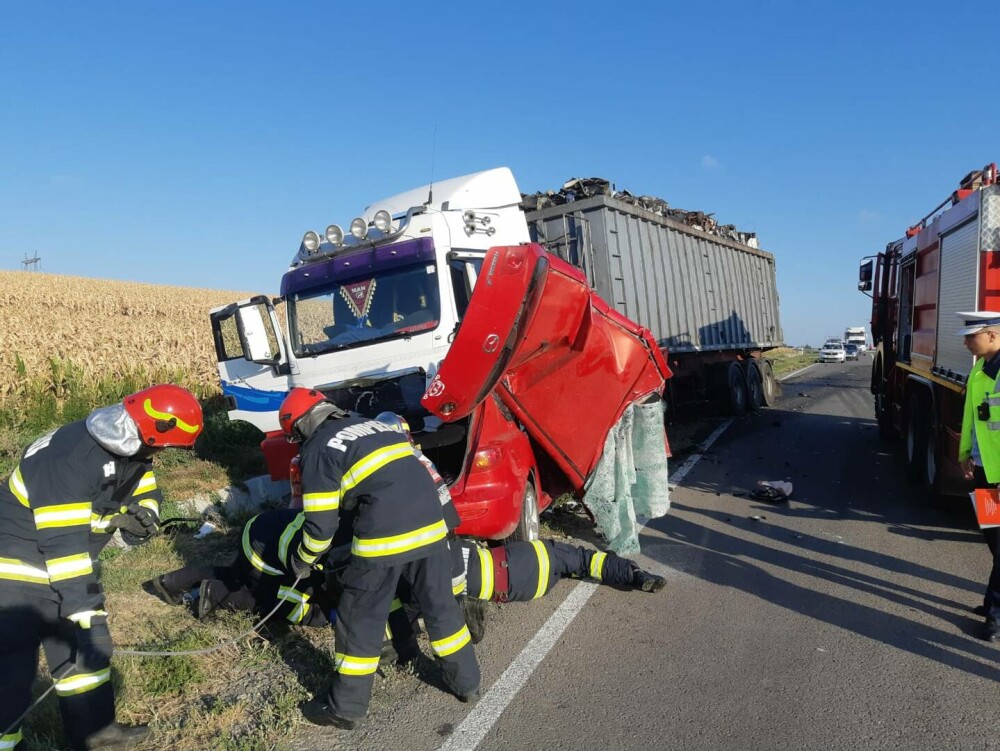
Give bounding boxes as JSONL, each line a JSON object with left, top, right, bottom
{"left": 422, "top": 243, "right": 671, "bottom": 492}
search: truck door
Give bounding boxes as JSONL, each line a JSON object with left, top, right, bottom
{"left": 209, "top": 295, "right": 291, "bottom": 432}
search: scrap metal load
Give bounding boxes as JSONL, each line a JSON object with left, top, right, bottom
{"left": 521, "top": 176, "right": 759, "bottom": 247}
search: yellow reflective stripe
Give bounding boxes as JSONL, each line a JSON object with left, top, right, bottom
{"left": 476, "top": 547, "right": 494, "bottom": 601}
{"left": 47, "top": 553, "right": 92, "bottom": 582}
{"left": 9, "top": 467, "right": 29, "bottom": 507}
{"left": 133, "top": 472, "right": 157, "bottom": 495}
{"left": 33, "top": 502, "right": 92, "bottom": 530}
{"left": 67, "top": 609, "right": 107, "bottom": 625}
{"left": 288, "top": 601, "right": 310, "bottom": 623}
{"left": 389, "top": 598, "right": 403, "bottom": 612}
{"left": 431, "top": 625, "right": 471, "bottom": 657}
{"left": 137, "top": 498, "right": 159, "bottom": 516}
{"left": 0, "top": 556, "right": 49, "bottom": 583}
{"left": 278, "top": 586, "right": 311, "bottom": 623}
{"left": 1, "top": 729, "right": 22, "bottom": 749}
{"left": 452, "top": 572, "right": 467, "bottom": 596}
{"left": 352, "top": 519, "right": 448, "bottom": 558}
{"left": 90, "top": 512, "right": 114, "bottom": 532}
{"left": 142, "top": 399, "right": 199, "bottom": 433}
{"left": 296, "top": 545, "right": 320, "bottom": 565}
{"left": 242, "top": 516, "right": 283, "bottom": 575}
{"left": 302, "top": 531, "right": 332, "bottom": 554}
{"left": 530, "top": 540, "right": 550, "bottom": 599}
{"left": 334, "top": 652, "right": 380, "bottom": 676}
{"left": 341, "top": 443, "right": 413, "bottom": 491}
{"left": 589, "top": 551, "right": 607, "bottom": 581}
{"left": 278, "top": 514, "right": 305, "bottom": 566}
{"left": 385, "top": 622, "right": 393, "bottom": 640}
{"left": 54, "top": 668, "right": 111, "bottom": 696}
{"left": 303, "top": 491, "right": 340, "bottom": 512}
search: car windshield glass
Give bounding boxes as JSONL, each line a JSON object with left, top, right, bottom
{"left": 288, "top": 261, "right": 441, "bottom": 356}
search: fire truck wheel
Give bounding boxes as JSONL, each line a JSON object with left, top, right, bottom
{"left": 873, "top": 361, "right": 894, "bottom": 440}
{"left": 511, "top": 480, "right": 540, "bottom": 542}
{"left": 744, "top": 360, "right": 764, "bottom": 412}
{"left": 905, "top": 391, "right": 928, "bottom": 485}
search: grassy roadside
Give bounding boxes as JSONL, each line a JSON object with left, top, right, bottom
{"left": 767, "top": 346, "right": 820, "bottom": 377}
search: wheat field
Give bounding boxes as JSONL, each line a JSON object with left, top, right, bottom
{"left": 0, "top": 270, "right": 260, "bottom": 401}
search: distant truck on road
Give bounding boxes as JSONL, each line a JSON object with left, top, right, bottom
{"left": 844, "top": 326, "right": 867, "bottom": 352}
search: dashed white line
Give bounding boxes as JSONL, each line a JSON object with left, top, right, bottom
{"left": 437, "top": 418, "right": 734, "bottom": 751}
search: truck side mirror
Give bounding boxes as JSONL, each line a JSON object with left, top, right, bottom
{"left": 858, "top": 259, "right": 874, "bottom": 292}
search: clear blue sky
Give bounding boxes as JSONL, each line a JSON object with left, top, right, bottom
{"left": 2, "top": 1, "right": 997, "bottom": 347}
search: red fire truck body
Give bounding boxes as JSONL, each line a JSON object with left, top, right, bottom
{"left": 862, "top": 163, "right": 1000, "bottom": 500}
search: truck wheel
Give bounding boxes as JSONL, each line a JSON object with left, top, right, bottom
{"left": 874, "top": 361, "right": 894, "bottom": 440}
{"left": 760, "top": 360, "right": 779, "bottom": 406}
{"left": 905, "top": 392, "right": 927, "bottom": 484}
{"left": 744, "top": 360, "right": 764, "bottom": 412}
{"left": 727, "top": 362, "right": 747, "bottom": 415}
{"left": 510, "top": 480, "right": 539, "bottom": 542}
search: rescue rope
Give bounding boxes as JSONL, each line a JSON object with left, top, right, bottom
{"left": 4, "top": 576, "right": 304, "bottom": 735}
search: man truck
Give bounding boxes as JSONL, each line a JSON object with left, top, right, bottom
{"left": 211, "top": 168, "right": 782, "bottom": 539}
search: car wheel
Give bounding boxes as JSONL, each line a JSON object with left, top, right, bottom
{"left": 510, "top": 480, "right": 539, "bottom": 542}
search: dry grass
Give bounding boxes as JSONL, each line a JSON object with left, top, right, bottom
{"left": 0, "top": 270, "right": 259, "bottom": 400}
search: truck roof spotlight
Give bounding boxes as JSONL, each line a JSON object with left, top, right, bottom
{"left": 325, "top": 224, "right": 344, "bottom": 246}
{"left": 373, "top": 210, "right": 392, "bottom": 233}
{"left": 302, "top": 230, "right": 320, "bottom": 254}
{"left": 350, "top": 217, "right": 368, "bottom": 240}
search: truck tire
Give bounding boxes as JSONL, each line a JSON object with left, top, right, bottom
{"left": 923, "top": 405, "right": 944, "bottom": 505}
{"left": 510, "top": 480, "right": 539, "bottom": 542}
{"left": 760, "top": 359, "right": 779, "bottom": 407}
{"left": 744, "top": 360, "right": 764, "bottom": 412}
{"left": 727, "top": 362, "right": 748, "bottom": 415}
{"left": 905, "top": 391, "right": 927, "bottom": 484}
{"left": 873, "top": 360, "right": 894, "bottom": 440}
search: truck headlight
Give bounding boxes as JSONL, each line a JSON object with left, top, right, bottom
{"left": 373, "top": 210, "right": 392, "bottom": 233}
{"left": 325, "top": 224, "right": 344, "bottom": 246}
{"left": 302, "top": 231, "right": 320, "bottom": 254}
{"left": 350, "top": 217, "right": 368, "bottom": 240}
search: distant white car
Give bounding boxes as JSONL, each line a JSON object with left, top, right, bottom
{"left": 818, "top": 342, "right": 846, "bottom": 363}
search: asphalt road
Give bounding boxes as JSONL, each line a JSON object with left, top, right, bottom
{"left": 293, "top": 356, "right": 999, "bottom": 751}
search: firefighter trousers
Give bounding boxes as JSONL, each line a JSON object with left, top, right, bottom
{"left": 0, "top": 584, "right": 115, "bottom": 751}
{"left": 329, "top": 549, "right": 480, "bottom": 720}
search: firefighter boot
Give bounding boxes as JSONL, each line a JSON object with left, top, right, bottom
{"left": 85, "top": 722, "right": 150, "bottom": 750}
{"left": 147, "top": 575, "right": 185, "bottom": 606}
{"left": 632, "top": 567, "right": 666, "bottom": 593}
{"left": 197, "top": 579, "right": 226, "bottom": 620}
{"left": 460, "top": 595, "right": 487, "bottom": 644}
{"left": 301, "top": 701, "right": 359, "bottom": 730}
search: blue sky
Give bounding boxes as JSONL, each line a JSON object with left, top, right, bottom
{"left": 1, "top": 2, "right": 998, "bottom": 347}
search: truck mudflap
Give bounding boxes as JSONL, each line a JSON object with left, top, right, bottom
{"left": 422, "top": 243, "right": 672, "bottom": 493}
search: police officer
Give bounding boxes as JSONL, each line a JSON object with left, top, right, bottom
{"left": 957, "top": 311, "right": 1000, "bottom": 642}
{"left": 150, "top": 507, "right": 343, "bottom": 628}
{"left": 278, "top": 388, "right": 480, "bottom": 729}
{"left": 0, "top": 384, "right": 203, "bottom": 750}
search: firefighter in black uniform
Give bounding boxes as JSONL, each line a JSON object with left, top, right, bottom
{"left": 150, "top": 508, "right": 344, "bottom": 628}
{"left": 0, "top": 384, "right": 203, "bottom": 751}
{"left": 278, "top": 388, "right": 480, "bottom": 730}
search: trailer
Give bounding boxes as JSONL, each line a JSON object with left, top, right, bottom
{"left": 524, "top": 191, "right": 784, "bottom": 415}
{"left": 859, "top": 162, "right": 1000, "bottom": 501}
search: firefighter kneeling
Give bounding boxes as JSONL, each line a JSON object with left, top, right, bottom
{"left": 0, "top": 385, "right": 203, "bottom": 751}
{"left": 278, "top": 388, "right": 480, "bottom": 730}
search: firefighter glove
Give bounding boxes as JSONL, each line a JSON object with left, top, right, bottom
{"left": 289, "top": 551, "right": 314, "bottom": 580}
{"left": 111, "top": 503, "right": 159, "bottom": 539}
{"left": 72, "top": 612, "right": 114, "bottom": 672}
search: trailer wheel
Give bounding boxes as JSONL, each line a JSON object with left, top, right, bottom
{"left": 744, "top": 360, "right": 764, "bottom": 412}
{"left": 510, "top": 480, "right": 539, "bottom": 542}
{"left": 727, "top": 362, "right": 748, "bottom": 415}
{"left": 760, "top": 360, "right": 779, "bottom": 407}
{"left": 905, "top": 391, "right": 927, "bottom": 484}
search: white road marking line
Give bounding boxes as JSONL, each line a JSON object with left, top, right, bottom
{"left": 437, "top": 418, "right": 734, "bottom": 751}
{"left": 779, "top": 363, "right": 818, "bottom": 381}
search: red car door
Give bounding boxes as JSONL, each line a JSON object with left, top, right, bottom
{"left": 422, "top": 243, "right": 671, "bottom": 492}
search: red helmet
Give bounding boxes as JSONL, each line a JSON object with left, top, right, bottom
{"left": 123, "top": 385, "right": 204, "bottom": 449}
{"left": 279, "top": 387, "right": 330, "bottom": 442}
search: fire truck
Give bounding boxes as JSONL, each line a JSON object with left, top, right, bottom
{"left": 859, "top": 162, "right": 1000, "bottom": 500}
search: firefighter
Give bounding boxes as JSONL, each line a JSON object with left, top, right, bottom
{"left": 149, "top": 508, "right": 342, "bottom": 627}
{"left": 278, "top": 388, "right": 480, "bottom": 730}
{"left": 957, "top": 311, "right": 1000, "bottom": 642}
{"left": 0, "top": 384, "right": 203, "bottom": 751}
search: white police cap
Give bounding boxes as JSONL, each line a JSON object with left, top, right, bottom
{"left": 955, "top": 311, "right": 1000, "bottom": 336}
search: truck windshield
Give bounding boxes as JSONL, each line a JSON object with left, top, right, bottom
{"left": 288, "top": 261, "right": 441, "bottom": 356}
